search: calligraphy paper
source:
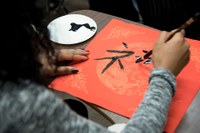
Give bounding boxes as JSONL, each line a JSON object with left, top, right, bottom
{"left": 49, "top": 19, "right": 200, "bottom": 133}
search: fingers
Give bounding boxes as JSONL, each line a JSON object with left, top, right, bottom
{"left": 39, "top": 64, "right": 80, "bottom": 77}
{"left": 56, "top": 49, "right": 89, "bottom": 61}
{"left": 157, "top": 31, "right": 168, "bottom": 43}
{"left": 157, "top": 29, "right": 185, "bottom": 45}
{"left": 170, "top": 29, "right": 185, "bottom": 36}
{"left": 180, "top": 29, "right": 185, "bottom": 36}
{"left": 67, "top": 60, "right": 84, "bottom": 66}
{"left": 174, "top": 49, "right": 190, "bottom": 76}
{"left": 54, "top": 66, "right": 79, "bottom": 76}
{"left": 167, "top": 29, "right": 185, "bottom": 44}
{"left": 152, "top": 29, "right": 190, "bottom": 76}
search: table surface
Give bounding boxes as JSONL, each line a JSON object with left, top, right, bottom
{"left": 52, "top": 9, "right": 200, "bottom": 133}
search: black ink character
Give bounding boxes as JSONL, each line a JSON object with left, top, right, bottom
{"left": 144, "top": 58, "right": 152, "bottom": 64}
{"left": 95, "top": 49, "right": 134, "bottom": 74}
{"left": 135, "top": 50, "right": 152, "bottom": 64}
{"left": 122, "top": 42, "right": 128, "bottom": 48}
{"left": 69, "top": 22, "right": 96, "bottom": 32}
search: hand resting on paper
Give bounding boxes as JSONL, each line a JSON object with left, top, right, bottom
{"left": 38, "top": 48, "right": 89, "bottom": 78}
{"left": 152, "top": 30, "right": 190, "bottom": 76}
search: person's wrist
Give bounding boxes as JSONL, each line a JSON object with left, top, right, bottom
{"left": 150, "top": 67, "right": 176, "bottom": 96}
{"left": 153, "top": 62, "right": 176, "bottom": 76}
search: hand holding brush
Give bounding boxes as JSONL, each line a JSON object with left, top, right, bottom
{"left": 135, "top": 12, "right": 200, "bottom": 64}
{"left": 152, "top": 30, "right": 190, "bottom": 76}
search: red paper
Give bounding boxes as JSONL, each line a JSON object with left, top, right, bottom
{"left": 49, "top": 19, "right": 200, "bottom": 133}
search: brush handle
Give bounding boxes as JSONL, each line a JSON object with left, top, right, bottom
{"left": 142, "top": 29, "right": 180, "bottom": 60}
{"left": 166, "top": 12, "right": 200, "bottom": 42}
{"left": 165, "top": 29, "right": 182, "bottom": 42}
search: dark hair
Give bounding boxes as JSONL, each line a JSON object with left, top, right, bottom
{"left": 0, "top": 0, "right": 57, "bottom": 83}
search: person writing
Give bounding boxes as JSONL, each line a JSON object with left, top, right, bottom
{"left": 0, "top": 0, "right": 190, "bottom": 133}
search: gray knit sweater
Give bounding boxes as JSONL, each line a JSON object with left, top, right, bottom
{"left": 0, "top": 68, "right": 175, "bottom": 133}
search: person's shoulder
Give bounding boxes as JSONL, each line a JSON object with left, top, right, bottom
{"left": 0, "top": 79, "right": 57, "bottom": 107}
{"left": 0, "top": 80, "right": 46, "bottom": 94}
{"left": 0, "top": 79, "right": 66, "bottom": 132}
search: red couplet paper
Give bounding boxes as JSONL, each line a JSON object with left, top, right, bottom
{"left": 49, "top": 19, "right": 200, "bottom": 133}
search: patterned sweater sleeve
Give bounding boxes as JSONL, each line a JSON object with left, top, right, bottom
{"left": 121, "top": 67, "right": 176, "bottom": 133}
{"left": 0, "top": 67, "right": 175, "bottom": 133}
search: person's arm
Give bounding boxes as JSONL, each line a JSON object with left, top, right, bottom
{"left": 121, "top": 67, "right": 175, "bottom": 133}
{"left": 121, "top": 30, "right": 190, "bottom": 133}
{"left": 50, "top": 30, "right": 188, "bottom": 133}
{"left": 0, "top": 68, "right": 174, "bottom": 133}
{"left": 3, "top": 69, "right": 173, "bottom": 133}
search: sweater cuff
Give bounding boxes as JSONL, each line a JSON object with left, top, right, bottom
{"left": 149, "top": 67, "right": 176, "bottom": 96}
